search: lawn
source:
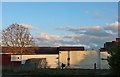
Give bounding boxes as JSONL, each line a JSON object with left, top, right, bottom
{"left": 2, "top": 66, "right": 117, "bottom": 77}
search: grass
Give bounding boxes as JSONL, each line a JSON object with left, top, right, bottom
{"left": 2, "top": 65, "right": 113, "bottom": 76}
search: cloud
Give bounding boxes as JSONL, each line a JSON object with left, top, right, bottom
{"left": 64, "top": 33, "right": 116, "bottom": 50}
{"left": 78, "top": 30, "right": 112, "bottom": 37}
{"left": 105, "top": 21, "right": 120, "bottom": 32}
{"left": 79, "top": 26, "right": 102, "bottom": 30}
{"left": 56, "top": 26, "right": 102, "bottom": 32}
{"left": 35, "top": 21, "right": 118, "bottom": 50}
{"left": 34, "top": 31, "right": 115, "bottom": 50}
{"left": 64, "top": 34, "right": 80, "bottom": 40}
{"left": 34, "top": 32, "right": 91, "bottom": 48}
{"left": 34, "top": 33, "right": 62, "bottom": 47}
{"left": 54, "top": 22, "right": 118, "bottom": 49}
{"left": 57, "top": 26, "right": 112, "bottom": 37}
{"left": 35, "top": 32, "right": 61, "bottom": 41}
{"left": 18, "top": 24, "right": 38, "bottom": 29}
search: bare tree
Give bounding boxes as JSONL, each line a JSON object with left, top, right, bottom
{"left": 2, "top": 23, "right": 35, "bottom": 54}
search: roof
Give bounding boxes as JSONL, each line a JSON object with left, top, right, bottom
{"left": 2, "top": 46, "right": 85, "bottom": 55}
{"left": 99, "top": 48, "right": 107, "bottom": 52}
{"left": 59, "top": 46, "right": 84, "bottom": 51}
{"left": 104, "top": 41, "right": 116, "bottom": 48}
{"left": 101, "top": 38, "right": 120, "bottom": 52}
{"left": 35, "top": 47, "right": 59, "bottom": 54}
{"left": 2, "top": 46, "right": 38, "bottom": 55}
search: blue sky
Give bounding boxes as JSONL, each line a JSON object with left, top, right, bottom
{"left": 2, "top": 2, "right": 119, "bottom": 49}
{"left": 1, "top": 0, "right": 120, "bottom": 2}
{"left": 2, "top": 2, "right": 118, "bottom": 34}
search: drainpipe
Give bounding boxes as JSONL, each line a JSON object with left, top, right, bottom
{"left": 67, "top": 50, "right": 70, "bottom": 67}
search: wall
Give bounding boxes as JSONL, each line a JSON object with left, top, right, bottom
{"left": 2, "top": 54, "right": 21, "bottom": 66}
{"left": 11, "top": 51, "right": 110, "bottom": 69}
{"left": 11, "top": 54, "right": 58, "bottom": 68}
{"left": 100, "top": 52, "right": 110, "bottom": 69}
{"left": 59, "top": 51, "right": 109, "bottom": 69}
{"left": 2, "top": 54, "right": 11, "bottom": 65}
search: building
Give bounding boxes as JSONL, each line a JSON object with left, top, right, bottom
{"left": 99, "top": 38, "right": 120, "bottom": 69}
{"left": 100, "top": 38, "right": 120, "bottom": 51}
{"left": 2, "top": 46, "right": 59, "bottom": 68}
{"left": 2, "top": 46, "right": 109, "bottom": 69}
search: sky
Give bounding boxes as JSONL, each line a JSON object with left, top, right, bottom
{"left": 1, "top": 0, "right": 120, "bottom": 2}
{"left": 2, "top": 2, "right": 119, "bottom": 50}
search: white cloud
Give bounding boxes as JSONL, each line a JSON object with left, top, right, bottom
{"left": 64, "top": 33, "right": 116, "bottom": 50}
{"left": 35, "top": 32, "right": 61, "bottom": 41}
{"left": 56, "top": 26, "right": 102, "bottom": 31}
{"left": 79, "top": 26, "right": 102, "bottom": 31}
{"left": 64, "top": 34, "right": 79, "bottom": 40}
{"left": 34, "top": 33, "right": 90, "bottom": 48}
{"left": 105, "top": 30, "right": 116, "bottom": 35}
{"left": 35, "top": 31, "right": 116, "bottom": 50}
{"left": 80, "top": 30, "right": 112, "bottom": 37}
{"left": 90, "top": 43, "right": 98, "bottom": 47}
{"left": 57, "top": 26, "right": 112, "bottom": 37}
{"left": 35, "top": 21, "right": 118, "bottom": 50}
{"left": 105, "top": 21, "right": 120, "bottom": 32}
{"left": 18, "top": 24, "right": 38, "bottom": 29}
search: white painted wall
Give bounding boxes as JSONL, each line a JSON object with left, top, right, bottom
{"left": 11, "top": 55, "right": 21, "bottom": 61}
{"left": 59, "top": 51, "right": 109, "bottom": 69}
{"left": 100, "top": 52, "right": 110, "bottom": 69}
{"left": 60, "top": 51, "right": 97, "bottom": 69}
{"left": 11, "top": 54, "right": 58, "bottom": 68}
{"left": 11, "top": 51, "right": 109, "bottom": 69}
